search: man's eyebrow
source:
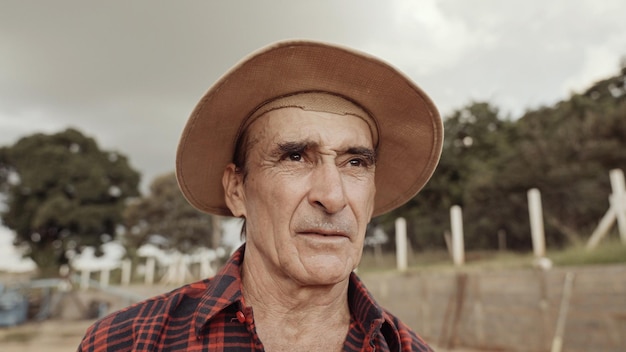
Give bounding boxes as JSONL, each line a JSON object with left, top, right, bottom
{"left": 273, "top": 140, "right": 318, "bottom": 156}
{"left": 272, "top": 141, "right": 376, "bottom": 163}
{"left": 345, "top": 146, "right": 377, "bottom": 164}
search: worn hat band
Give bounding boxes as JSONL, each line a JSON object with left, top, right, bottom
{"left": 239, "top": 91, "right": 380, "bottom": 148}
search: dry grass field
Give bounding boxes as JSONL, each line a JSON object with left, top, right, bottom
{"left": 2, "top": 248, "right": 626, "bottom": 351}
{"left": 0, "top": 282, "right": 481, "bottom": 351}
{"left": 0, "top": 319, "right": 93, "bottom": 352}
{"left": 0, "top": 319, "right": 480, "bottom": 352}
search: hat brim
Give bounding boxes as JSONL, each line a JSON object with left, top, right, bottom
{"left": 176, "top": 40, "right": 443, "bottom": 217}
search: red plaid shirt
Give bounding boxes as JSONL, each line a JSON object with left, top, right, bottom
{"left": 78, "top": 245, "right": 433, "bottom": 351}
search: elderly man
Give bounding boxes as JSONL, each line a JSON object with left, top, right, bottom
{"left": 78, "top": 40, "right": 442, "bottom": 351}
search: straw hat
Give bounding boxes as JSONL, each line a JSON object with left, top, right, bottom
{"left": 176, "top": 40, "right": 443, "bottom": 217}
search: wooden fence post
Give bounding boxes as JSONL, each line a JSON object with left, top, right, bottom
{"left": 80, "top": 269, "right": 91, "bottom": 291}
{"left": 121, "top": 259, "right": 132, "bottom": 286}
{"left": 450, "top": 205, "right": 465, "bottom": 266}
{"left": 100, "top": 268, "right": 110, "bottom": 287}
{"left": 587, "top": 169, "right": 626, "bottom": 248}
{"left": 528, "top": 188, "right": 546, "bottom": 258}
{"left": 395, "top": 217, "right": 408, "bottom": 272}
{"left": 610, "top": 169, "right": 626, "bottom": 243}
{"left": 145, "top": 257, "right": 155, "bottom": 285}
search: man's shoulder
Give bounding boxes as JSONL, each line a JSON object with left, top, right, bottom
{"left": 381, "top": 309, "right": 433, "bottom": 352}
{"left": 348, "top": 274, "right": 433, "bottom": 351}
{"left": 123, "top": 280, "right": 212, "bottom": 316}
{"left": 78, "top": 279, "right": 213, "bottom": 351}
{"left": 121, "top": 279, "right": 212, "bottom": 316}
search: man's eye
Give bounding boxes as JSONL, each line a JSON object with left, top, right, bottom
{"left": 349, "top": 158, "right": 364, "bottom": 167}
{"left": 288, "top": 153, "right": 302, "bottom": 162}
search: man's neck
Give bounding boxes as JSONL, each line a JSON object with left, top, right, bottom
{"left": 240, "top": 251, "right": 352, "bottom": 351}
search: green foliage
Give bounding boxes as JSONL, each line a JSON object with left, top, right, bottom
{"left": 499, "top": 67, "right": 626, "bottom": 247}
{"left": 379, "top": 101, "right": 519, "bottom": 250}
{"left": 376, "top": 66, "right": 626, "bottom": 253}
{"left": 122, "top": 172, "right": 216, "bottom": 253}
{"left": 0, "top": 128, "right": 140, "bottom": 276}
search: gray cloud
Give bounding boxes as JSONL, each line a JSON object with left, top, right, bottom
{"left": 1, "top": 0, "right": 625, "bottom": 191}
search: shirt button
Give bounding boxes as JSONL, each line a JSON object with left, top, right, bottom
{"left": 236, "top": 311, "right": 246, "bottom": 323}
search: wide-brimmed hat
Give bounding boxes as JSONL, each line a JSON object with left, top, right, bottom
{"left": 176, "top": 40, "right": 443, "bottom": 217}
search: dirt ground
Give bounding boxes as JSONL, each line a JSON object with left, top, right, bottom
{"left": 0, "top": 318, "right": 93, "bottom": 352}
{"left": 4, "top": 263, "right": 626, "bottom": 351}
{"left": 0, "top": 277, "right": 508, "bottom": 352}
{"left": 0, "top": 284, "right": 468, "bottom": 351}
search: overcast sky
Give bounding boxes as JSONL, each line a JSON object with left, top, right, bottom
{"left": 1, "top": 0, "right": 625, "bottom": 192}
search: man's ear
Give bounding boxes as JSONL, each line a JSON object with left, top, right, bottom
{"left": 223, "top": 163, "right": 246, "bottom": 217}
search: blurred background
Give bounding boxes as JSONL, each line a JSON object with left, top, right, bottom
{"left": 1, "top": 1, "right": 625, "bottom": 351}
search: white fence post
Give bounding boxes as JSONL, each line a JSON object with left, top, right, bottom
{"left": 609, "top": 169, "right": 626, "bottom": 243}
{"left": 100, "top": 268, "right": 110, "bottom": 287}
{"left": 121, "top": 259, "right": 132, "bottom": 286}
{"left": 395, "top": 217, "right": 408, "bottom": 272}
{"left": 200, "top": 256, "right": 213, "bottom": 278}
{"left": 587, "top": 169, "right": 626, "bottom": 248}
{"left": 80, "top": 269, "right": 91, "bottom": 291}
{"left": 145, "top": 256, "right": 155, "bottom": 285}
{"left": 528, "top": 188, "right": 546, "bottom": 258}
{"left": 450, "top": 205, "right": 465, "bottom": 266}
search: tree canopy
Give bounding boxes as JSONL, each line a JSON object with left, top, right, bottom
{"left": 2, "top": 67, "right": 624, "bottom": 267}
{"left": 122, "top": 172, "right": 217, "bottom": 253}
{"left": 0, "top": 128, "right": 140, "bottom": 276}
{"left": 378, "top": 66, "right": 626, "bottom": 252}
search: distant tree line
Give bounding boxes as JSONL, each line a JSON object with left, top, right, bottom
{"left": 0, "top": 129, "right": 140, "bottom": 276}
{"left": 1, "top": 66, "right": 625, "bottom": 275}
{"left": 377, "top": 65, "right": 626, "bottom": 252}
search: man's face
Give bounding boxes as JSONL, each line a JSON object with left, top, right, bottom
{"left": 226, "top": 107, "right": 376, "bottom": 286}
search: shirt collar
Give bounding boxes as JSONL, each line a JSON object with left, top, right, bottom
{"left": 192, "top": 244, "right": 396, "bottom": 342}
{"left": 193, "top": 244, "right": 246, "bottom": 337}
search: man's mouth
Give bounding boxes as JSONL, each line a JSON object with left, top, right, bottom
{"left": 297, "top": 229, "right": 350, "bottom": 238}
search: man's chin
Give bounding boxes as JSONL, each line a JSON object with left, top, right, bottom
{"left": 296, "top": 256, "right": 355, "bottom": 284}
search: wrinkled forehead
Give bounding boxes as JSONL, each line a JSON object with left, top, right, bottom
{"left": 236, "top": 91, "right": 380, "bottom": 148}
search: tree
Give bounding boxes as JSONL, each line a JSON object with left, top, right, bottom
{"left": 376, "top": 66, "right": 626, "bottom": 253}
{"left": 122, "top": 172, "right": 217, "bottom": 253}
{"left": 378, "top": 102, "right": 516, "bottom": 250}
{"left": 0, "top": 128, "right": 140, "bottom": 276}
{"left": 501, "top": 66, "right": 626, "bottom": 247}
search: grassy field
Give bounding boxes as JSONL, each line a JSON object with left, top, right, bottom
{"left": 1, "top": 241, "right": 625, "bottom": 351}
{"left": 548, "top": 238, "right": 626, "bottom": 265}
{"left": 358, "top": 238, "right": 626, "bottom": 273}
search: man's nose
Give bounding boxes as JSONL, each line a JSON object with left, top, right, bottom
{"left": 308, "top": 163, "right": 347, "bottom": 214}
